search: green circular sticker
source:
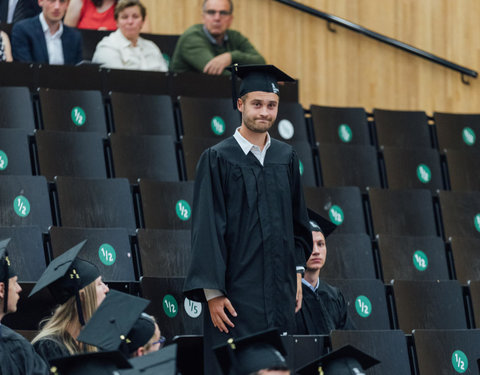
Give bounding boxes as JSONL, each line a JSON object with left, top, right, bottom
{"left": 71, "top": 106, "right": 86, "bottom": 126}
{"left": 338, "top": 124, "right": 353, "bottom": 143}
{"left": 462, "top": 127, "right": 476, "bottom": 146}
{"left": 474, "top": 214, "right": 480, "bottom": 233}
{"left": 329, "top": 205, "right": 344, "bottom": 225}
{"left": 413, "top": 250, "right": 428, "bottom": 271}
{"left": 299, "top": 160, "right": 304, "bottom": 176}
{"left": 0, "top": 150, "right": 8, "bottom": 171}
{"left": 99, "top": 243, "right": 116, "bottom": 266}
{"left": 176, "top": 200, "right": 191, "bottom": 221}
{"left": 355, "top": 295, "right": 372, "bottom": 318}
{"left": 416, "top": 164, "right": 432, "bottom": 183}
{"left": 452, "top": 350, "right": 468, "bottom": 373}
{"left": 163, "top": 294, "right": 178, "bottom": 318}
{"left": 13, "top": 195, "right": 30, "bottom": 217}
{"left": 211, "top": 116, "right": 226, "bottom": 136}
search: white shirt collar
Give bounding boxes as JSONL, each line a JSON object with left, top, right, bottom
{"left": 39, "top": 12, "right": 63, "bottom": 38}
{"left": 233, "top": 127, "right": 271, "bottom": 155}
{"left": 302, "top": 277, "right": 319, "bottom": 292}
{"left": 114, "top": 29, "right": 144, "bottom": 49}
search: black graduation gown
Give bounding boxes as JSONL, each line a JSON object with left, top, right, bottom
{"left": 183, "top": 136, "right": 312, "bottom": 374}
{"left": 0, "top": 325, "right": 49, "bottom": 375}
{"left": 33, "top": 336, "right": 71, "bottom": 365}
{"left": 295, "top": 280, "right": 355, "bottom": 335}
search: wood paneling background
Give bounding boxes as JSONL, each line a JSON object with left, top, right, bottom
{"left": 144, "top": 0, "right": 480, "bottom": 113}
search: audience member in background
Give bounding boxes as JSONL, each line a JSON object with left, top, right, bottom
{"left": 65, "top": 0, "right": 117, "bottom": 30}
{"left": 92, "top": 0, "right": 166, "bottom": 71}
{"left": 0, "top": 239, "right": 49, "bottom": 375}
{"left": 171, "top": 0, "right": 265, "bottom": 75}
{"left": 0, "top": 0, "right": 41, "bottom": 24}
{"left": 0, "top": 29, "right": 12, "bottom": 61}
{"left": 11, "top": 0, "right": 83, "bottom": 64}
{"left": 30, "top": 242, "right": 109, "bottom": 365}
{"left": 295, "top": 209, "right": 355, "bottom": 335}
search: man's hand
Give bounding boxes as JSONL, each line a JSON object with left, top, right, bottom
{"left": 295, "top": 273, "right": 303, "bottom": 313}
{"left": 208, "top": 295, "right": 238, "bottom": 333}
{"left": 203, "top": 52, "right": 232, "bottom": 75}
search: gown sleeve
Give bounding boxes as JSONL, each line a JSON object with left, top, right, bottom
{"left": 183, "top": 149, "right": 229, "bottom": 302}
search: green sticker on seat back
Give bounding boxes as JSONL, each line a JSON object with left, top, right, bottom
{"left": 462, "top": 127, "right": 476, "bottom": 146}
{"left": 176, "top": 200, "right": 191, "bottom": 221}
{"left": 211, "top": 116, "right": 226, "bottom": 135}
{"left": 452, "top": 350, "right": 468, "bottom": 373}
{"left": 163, "top": 294, "right": 178, "bottom": 318}
{"left": 71, "top": 107, "right": 86, "bottom": 126}
{"left": 474, "top": 214, "right": 480, "bottom": 233}
{"left": 416, "top": 164, "right": 432, "bottom": 183}
{"left": 413, "top": 250, "right": 428, "bottom": 271}
{"left": 355, "top": 295, "right": 372, "bottom": 318}
{"left": 299, "top": 160, "right": 304, "bottom": 175}
{"left": 338, "top": 124, "right": 353, "bottom": 143}
{"left": 99, "top": 243, "right": 116, "bottom": 266}
{"left": 329, "top": 205, "right": 344, "bottom": 225}
{"left": 13, "top": 195, "right": 30, "bottom": 217}
{"left": 0, "top": 150, "right": 8, "bottom": 170}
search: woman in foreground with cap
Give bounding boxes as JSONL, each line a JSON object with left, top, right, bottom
{"left": 29, "top": 241, "right": 109, "bottom": 364}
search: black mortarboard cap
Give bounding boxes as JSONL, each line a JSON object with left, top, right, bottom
{"left": 227, "top": 64, "right": 295, "bottom": 109}
{"left": 77, "top": 289, "right": 151, "bottom": 355}
{"left": 0, "top": 238, "right": 16, "bottom": 282}
{"left": 29, "top": 240, "right": 99, "bottom": 304}
{"left": 213, "top": 328, "right": 288, "bottom": 375}
{"left": 296, "top": 345, "right": 380, "bottom": 375}
{"left": 121, "top": 344, "right": 178, "bottom": 375}
{"left": 49, "top": 350, "right": 132, "bottom": 375}
{"left": 173, "top": 335, "right": 203, "bottom": 375}
{"left": 307, "top": 208, "right": 337, "bottom": 237}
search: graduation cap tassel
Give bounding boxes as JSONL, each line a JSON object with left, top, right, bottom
{"left": 231, "top": 63, "right": 239, "bottom": 110}
{"left": 75, "top": 292, "right": 86, "bottom": 326}
{"left": 3, "top": 255, "right": 9, "bottom": 314}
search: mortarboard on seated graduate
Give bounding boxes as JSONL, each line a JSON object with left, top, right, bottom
{"left": 119, "top": 344, "right": 178, "bottom": 375}
{"left": 307, "top": 208, "right": 338, "bottom": 237}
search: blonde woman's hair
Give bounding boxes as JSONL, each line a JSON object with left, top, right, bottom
{"left": 32, "top": 280, "right": 99, "bottom": 355}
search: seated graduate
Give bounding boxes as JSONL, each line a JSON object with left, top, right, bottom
{"left": 295, "top": 209, "right": 355, "bottom": 335}
{"left": 0, "top": 238, "right": 49, "bottom": 375}
{"left": 129, "top": 315, "right": 164, "bottom": 358}
{"left": 30, "top": 240, "right": 109, "bottom": 364}
{"left": 214, "top": 328, "right": 291, "bottom": 375}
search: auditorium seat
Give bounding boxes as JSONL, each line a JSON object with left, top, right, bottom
{"left": 450, "top": 237, "right": 480, "bottom": 284}
{"left": 368, "top": 188, "right": 438, "bottom": 237}
{"left": 38, "top": 88, "right": 108, "bottom": 133}
{"left": 382, "top": 146, "right": 445, "bottom": 191}
{"left": 0, "top": 86, "right": 36, "bottom": 131}
{"left": 320, "top": 233, "right": 376, "bottom": 279}
{"left": 0, "top": 175, "right": 52, "bottom": 232}
{"left": 373, "top": 109, "right": 433, "bottom": 148}
{"left": 318, "top": 143, "right": 381, "bottom": 191}
{"left": 309, "top": 105, "right": 372, "bottom": 145}
{"left": 37, "top": 64, "right": 103, "bottom": 91}
{"left": 290, "top": 140, "right": 317, "bottom": 187}
{"left": 110, "top": 92, "right": 177, "bottom": 137}
{"left": 137, "top": 229, "right": 191, "bottom": 278}
{"left": 0, "top": 128, "right": 33, "bottom": 175}
{"left": 110, "top": 134, "right": 180, "bottom": 183}
{"left": 304, "top": 186, "right": 367, "bottom": 234}
{"left": 269, "top": 101, "right": 310, "bottom": 143}
{"left": 171, "top": 72, "right": 231, "bottom": 98}
{"left": 286, "top": 335, "right": 328, "bottom": 371}
{"left": 324, "top": 279, "right": 391, "bottom": 330}
{"left": 182, "top": 136, "right": 217, "bottom": 180}
{"left": 438, "top": 191, "right": 480, "bottom": 240}
{"left": 140, "top": 276, "right": 204, "bottom": 339}
{"left": 377, "top": 234, "right": 449, "bottom": 282}
{"left": 392, "top": 280, "right": 467, "bottom": 332}
{"left": 412, "top": 329, "right": 480, "bottom": 375}
{"left": 49, "top": 226, "right": 136, "bottom": 282}
{"left": 445, "top": 149, "right": 480, "bottom": 191}
{"left": 433, "top": 112, "right": 480, "bottom": 151}
{"left": 104, "top": 70, "right": 170, "bottom": 95}
{"left": 0, "top": 226, "right": 46, "bottom": 281}
{"left": 0, "top": 63, "right": 36, "bottom": 90}
{"left": 178, "top": 96, "right": 240, "bottom": 138}
{"left": 138, "top": 180, "right": 194, "bottom": 230}
{"left": 468, "top": 281, "right": 480, "bottom": 328}
{"left": 330, "top": 330, "right": 412, "bottom": 375}
{"left": 35, "top": 130, "right": 108, "bottom": 180}
{"left": 54, "top": 176, "right": 137, "bottom": 234}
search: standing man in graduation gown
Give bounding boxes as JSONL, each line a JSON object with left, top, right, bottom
{"left": 184, "top": 64, "right": 312, "bottom": 374}
{"left": 295, "top": 210, "right": 355, "bottom": 335}
{"left": 0, "top": 239, "right": 49, "bottom": 375}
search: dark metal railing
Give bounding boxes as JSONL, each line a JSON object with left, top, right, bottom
{"left": 274, "top": 0, "right": 477, "bottom": 83}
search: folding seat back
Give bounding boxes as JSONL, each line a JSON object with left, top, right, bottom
{"left": 0, "top": 86, "right": 36, "bottom": 131}
{"left": 0, "top": 128, "right": 32, "bottom": 176}
{"left": 318, "top": 143, "right": 381, "bottom": 191}
{"left": 182, "top": 136, "right": 217, "bottom": 181}
{"left": 369, "top": 188, "right": 438, "bottom": 237}
{"left": 325, "top": 279, "right": 391, "bottom": 330}
{"left": 104, "top": 70, "right": 170, "bottom": 95}
{"left": 35, "top": 130, "right": 107, "bottom": 181}
{"left": 439, "top": 191, "right": 480, "bottom": 240}
{"left": 377, "top": 234, "right": 449, "bottom": 281}
{"left": 451, "top": 237, "right": 480, "bottom": 284}
{"left": 434, "top": 112, "right": 480, "bottom": 151}
{"left": 330, "top": 330, "right": 413, "bottom": 375}
{"left": 0, "top": 175, "right": 52, "bottom": 232}
{"left": 37, "top": 64, "right": 103, "bottom": 91}
{"left": 110, "top": 133, "right": 180, "bottom": 183}
{"left": 49, "top": 226, "right": 136, "bottom": 282}
{"left": 304, "top": 186, "right": 367, "bottom": 234}
{"left": 392, "top": 280, "right": 467, "bottom": 332}
{"left": 445, "top": 149, "right": 480, "bottom": 192}
{"left": 310, "top": 105, "right": 371, "bottom": 145}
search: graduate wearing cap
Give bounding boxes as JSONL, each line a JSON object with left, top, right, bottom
{"left": 184, "top": 64, "right": 312, "bottom": 374}
{"left": 30, "top": 241, "right": 110, "bottom": 365}
{"left": 295, "top": 210, "right": 355, "bottom": 335}
{"left": 0, "top": 238, "right": 50, "bottom": 375}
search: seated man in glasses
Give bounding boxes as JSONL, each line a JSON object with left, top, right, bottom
{"left": 171, "top": 0, "right": 265, "bottom": 75}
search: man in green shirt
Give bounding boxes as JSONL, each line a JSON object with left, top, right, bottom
{"left": 171, "top": 0, "right": 265, "bottom": 75}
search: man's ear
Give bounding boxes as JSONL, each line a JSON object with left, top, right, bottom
{"left": 0, "top": 282, "right": 4, "bottom": 299}
{"left": 237, "top": 97, "right": 243, "bottom": 112}
{"left": 136, "top": 347, "right": 145, "bottom": 357}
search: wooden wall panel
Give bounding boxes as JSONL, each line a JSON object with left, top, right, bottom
{"left": 143, "top": 0, "right": 480, "bottom": 113}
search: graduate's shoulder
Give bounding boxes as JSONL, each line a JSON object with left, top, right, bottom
{"left": 317, "top": 279, "right": 342, "bottom": 299}
{"left": 200, "top": 137, "right": 240, "bottom": 161}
